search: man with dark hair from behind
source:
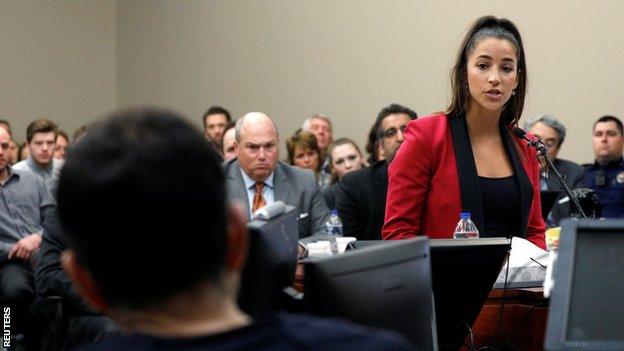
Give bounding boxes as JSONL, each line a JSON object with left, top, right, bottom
{"left": 335, "top": 103, "right": 417, "bottom": 240}
{"left": 57, "top": 108, "right": 414, "bottom": 350}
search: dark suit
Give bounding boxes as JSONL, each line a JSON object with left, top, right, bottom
{"left": 334, "top": 161, "right": 388, "bottom": 240}
{"left": 224, "top": 159, "right": 330, "bottom": 238}
{"left": 543, "top": 158, "right": 585, "bottom": 226}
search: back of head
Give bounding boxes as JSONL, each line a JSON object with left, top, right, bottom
{"left": 57, "top": 108, "right": 228, "bottom": 311}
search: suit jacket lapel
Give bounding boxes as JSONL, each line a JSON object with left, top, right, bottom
{"left": 448, "top": 113, "right": 485, "bottom": 234}
{"left": 501, "top": 125, "right": 533, "bottom": 237}
{"left": 273, "top": 163, "right": 295, "bottom": 206}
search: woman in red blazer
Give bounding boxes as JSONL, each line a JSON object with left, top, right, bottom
{"left": 383, "top": 16, "right": 546, "bottom": 249}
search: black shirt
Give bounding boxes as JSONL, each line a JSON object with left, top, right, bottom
{"left": 479, "top": 175, "right": 520, "bottom": 238}
{"left": 75, "top": 313, "right": 415, "bottom": 351}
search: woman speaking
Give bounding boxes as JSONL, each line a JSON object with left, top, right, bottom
{"left": 382, "top": 16, "right": 546, "bottom": 249}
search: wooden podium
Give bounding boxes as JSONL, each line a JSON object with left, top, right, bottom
{"left": 462, "top": 288, "right": 548, "bottom": 351}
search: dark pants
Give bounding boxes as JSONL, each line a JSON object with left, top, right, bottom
{"left": 0, "top": 261, "right": 35, "bottom": 331}
{"left": 0, "top": 261, "right": 36, "bottom": 350}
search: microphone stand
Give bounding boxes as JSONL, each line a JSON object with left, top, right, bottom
{"left": 530, "top": 140, "right": 589, "bottom": 220}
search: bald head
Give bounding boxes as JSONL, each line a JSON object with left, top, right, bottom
{"left": 235, "top": 112, "right": 280, "bottom": 182}
{"left": 235, "top": 112, "right": 279, "bottom": 143}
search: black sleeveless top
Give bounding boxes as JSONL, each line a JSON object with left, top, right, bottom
{"left": 478, "top": 175, "right": 520, "bottom": 238}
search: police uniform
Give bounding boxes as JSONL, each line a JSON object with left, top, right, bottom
{"left": 584, "top": 157, "right": 624, "bottom": 218}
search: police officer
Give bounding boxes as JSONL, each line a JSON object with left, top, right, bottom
{"left": 585, "top": 115, "right": 624, "bottom": 218}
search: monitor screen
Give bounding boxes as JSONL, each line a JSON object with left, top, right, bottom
{"left": 428, "top": 238, "right": 511, "bottom": 351}
{"left": 303, "top": 237, "right": 437, "bottom": 351}
{"left": 238, "top": 206, "right": 299, "bottom": 315}
{"left": 545, "top": 219, "right": 624, "bottom": 350}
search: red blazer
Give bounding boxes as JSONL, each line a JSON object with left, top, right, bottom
{"left": 382, "top": 113, "right": 546, "bottom": 250}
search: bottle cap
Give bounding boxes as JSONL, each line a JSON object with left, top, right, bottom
{"left": 331, "top": 209, "right": 339, "bottom": 216}
{"left": 460, "top": 212, "right": 471, "bottom": 219}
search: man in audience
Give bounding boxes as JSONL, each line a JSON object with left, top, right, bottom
{"left": 525, "top": 115, "right": 585, "bottom": 225}
{"left": 0, "top": 125, "right": 54, "bottom": 349}
{"left": 222, "top": 124, "right": 237, "bottom": 161}
{"left": 302, "top": 114, "right": 333, "bottom": 188}
{"left": 57, "top": 108, "right": 414, "bottom": 350}
{"left": 224, "top": 112, "right": 330, "bottom": 238}
{"left": 0, "top": 120, "right": 12, "bottom": 136}
{"left": 202, "top": 106, "right": 232, "bottom": 152}
{"left": 13, "top": 118, "right": 64, "bottom": 195}
{"left": 335, "top": 104, "right": 417, "bottom": 240}
{"left": 585, "top": 115, "right": 624, "bottom": 218}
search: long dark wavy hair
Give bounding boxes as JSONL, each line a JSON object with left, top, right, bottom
{"left": 445, "top": 16, "right": 527, "bottom": 126}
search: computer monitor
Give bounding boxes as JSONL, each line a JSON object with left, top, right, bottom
{"left": 545, "top": 219, "right": 624, "bottom": 351}
{"left": 238, "top": 206, "right": 299, "bottom": 315}
{"left": 303, "top": 237, "right": 437, "bottom": 351}
{"left": 428, "top": 238, "right": 511, "bottom": 351}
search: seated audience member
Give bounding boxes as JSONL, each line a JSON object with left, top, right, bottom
{"left": 224, "top": 112, "right": 330, "bottom": 238}
{"left": 202, "top": 105, "right": 232, "bottom": 153}
{"left": 286, "top": 131, "right": 329, "bottom": 187}
{"left": 13, "top": 118, "right": 64, "bottom": 195}
{"left": 301, "top": 114, "right": 333, "bottom": 188}
{"left": 585, "top": 115, "right": 624, "bottom": 218}
{"left": 54, "top": 129, "right": 69, "bottom": 160}
{"left": 56, "top": 108, "right": 414, "bottom": 351}
{"left": 0, "top": 125, "right": 54, "bottom": 349}
{"left": 335, "top": 104, "right": 417, "bottom": 240}
{"left": 525, "top": 115, "right": 585, "bottom": 225}
{"left": 0, "top": 120, "right": 19, "bottom": 165}
{"left": 8, "top": 139, "right": 19, "bottom": 165}
{"left": 0, "top": 120, "right": 12, "bottom": 136}
{"left": 222, "top": 123, "right": 237, "bottom": 161}
{"left": 36, "top": 208, "right": 117, "bottom": 348}
{"left": 18, "top": 141, "right": 30, "bottom": 161}
{"left": 322, "top": 138, "right": 365, "bottom": 209}
{"left": 365, "top": 123, "right": 385, "bottom": 165}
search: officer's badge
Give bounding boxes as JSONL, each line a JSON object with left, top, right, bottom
{"left": 616, "top": 172, "right": 624, "bottom": 184}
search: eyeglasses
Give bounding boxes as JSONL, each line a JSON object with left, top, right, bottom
{"left": 378, "top": 125, "right": 408, "bottom": 139}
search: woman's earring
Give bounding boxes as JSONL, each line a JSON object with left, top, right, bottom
{"left": 511, "top": 90, "right": 516, "bottom": 96}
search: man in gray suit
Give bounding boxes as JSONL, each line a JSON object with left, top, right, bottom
{"left": 224, "top": 112, "right": 330, "bottom": 238}
{"left": 525, "top": 115, "right": 585, "bottom": 226}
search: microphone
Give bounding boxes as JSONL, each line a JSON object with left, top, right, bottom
{"left": 512, "top": 127, "right": 588, "bottom": 220}
{"left": 512, "top": 128, "right": 548, "bottom": 157}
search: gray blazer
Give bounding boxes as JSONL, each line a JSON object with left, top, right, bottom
{"left": 224, "top": 159, "right": 330, "bottom": 238}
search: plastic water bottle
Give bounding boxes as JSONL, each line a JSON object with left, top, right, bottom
{"left": 325, "top": 210, "right": 343, "bottom": 254}
{"left": 453, "top": 212, "right": 480, "bottom": 239}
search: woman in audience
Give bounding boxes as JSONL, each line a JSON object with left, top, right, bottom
{"left": 328, "top": 138, "right": 365, "bottom": 184}
{"left": 18, "top": 141, "right": 30, "bottom": 161}
{"left": 54, "top": 130, "right": 69, "bottom": 159}
{"left": 322, "top": 138, "right": 365, "bottom": 209}
{"left": 383, "top": 16, "right": 546, "bottom": 249}
{"left": 286, "top": 131, "right": 329, "bottom": 187}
